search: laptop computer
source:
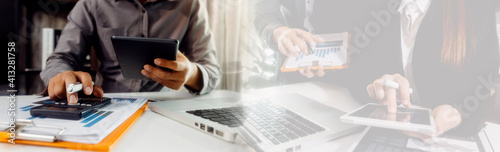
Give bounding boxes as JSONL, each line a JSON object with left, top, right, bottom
{"left": 149, "top": 93, "right": 360, "bottom": 152}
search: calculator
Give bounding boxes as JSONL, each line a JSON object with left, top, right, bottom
{"left": 30, "top": 97, "right": 111, "bottom": 120}
{"left": 35, "top": 97, "right": 112, "bottom": 108}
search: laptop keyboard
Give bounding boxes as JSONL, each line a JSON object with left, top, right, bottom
{"left": 186, "top": 101, "right": 325, "bottom": 145}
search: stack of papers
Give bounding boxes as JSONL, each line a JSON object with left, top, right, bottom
{"left": 0, "top": 96, "right": 147, "bottom": 144}
{"left": 407, "top": 122, "right": 500, "bottom": 152}
{"left": 406, "top": 136, "right": 479, "bottom": 151}
{"left": 483, "top": 122, "right": 500, "bottom": 152}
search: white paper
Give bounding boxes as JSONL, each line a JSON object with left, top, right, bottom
{"left": 284, "top": 32, "right": 349, "bottom": 69}
{"left": 0, "top": 96, "right": 147, "bottom": 144}
{"left": 484, "top": 122, "right": 500, "bottom": 152}
{"left": 406, "top": 137, "right": 479, "bottom": 152}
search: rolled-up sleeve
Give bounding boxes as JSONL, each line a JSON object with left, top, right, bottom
{"left": 182, "top": 0, "right": 221, "bottom": 95}
{"left": 40, "top": 0, "right": 96, "bottom": 87}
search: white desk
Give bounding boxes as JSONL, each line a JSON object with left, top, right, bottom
{"left": 0, "top": 81, "right": 362, "bottom": 152}
{"left": 2, "top": 81, "right": 495, "bottom": 151}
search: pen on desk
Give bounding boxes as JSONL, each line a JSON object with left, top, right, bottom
{"left": 381, "top": 78, "right": 413, "bottom": 94}
{"left": 67, "top": 81, "right": 95, "bottom": 93}
{"left": 306, "top": 42, "right": 315, "bottom": 55}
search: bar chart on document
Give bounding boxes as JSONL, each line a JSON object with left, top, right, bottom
{"left": 0, "top": 96, "right": 147, "bottom": 144}
{"left": 281, "top": 32, "right": 350, "bottom": 72}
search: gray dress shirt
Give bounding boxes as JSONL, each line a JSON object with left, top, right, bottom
{"left": 40, "top": 0, "right": 220, "bottom": 95}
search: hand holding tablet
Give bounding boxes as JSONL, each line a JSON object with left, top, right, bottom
{"left": 112, "top": 36, "right": 203, "bottom": 91}
{"left": 111, "top": 36, "right": 179, "bottom": 80}
{"left": 141, "top": 52, "right": 202, "bottom": 91}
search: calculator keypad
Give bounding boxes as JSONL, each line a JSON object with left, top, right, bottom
{"left": 45, "top": 97, "right": 111, "bottom": 108}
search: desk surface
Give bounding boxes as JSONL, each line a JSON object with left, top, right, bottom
{"left": 3, "top": 81, "right": 492, "bottom": 152}
{"left": 0, "top": 81, "right": 363, "bottom": 152}
{"left": 1, "top": 81, "right": 364, "bottom": 152}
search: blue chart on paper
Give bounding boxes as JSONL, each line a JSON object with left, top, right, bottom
{"left": 21, "top": 97, "right": 137, "bottom": 127}
{"left": 21, "top": 105, "right": 48, "bottom": 120}
{"left": 22, "top": 105, "right": 114, "bottom": 127}
{"left": 20, "top": 105, "right": 36, "bottom": 112}
{"left": 112, "top": 98, "right": 136, "bottom": 103}
{"left": 295, "top": 47, "right": 342, "bottom": 61}
{"left": 283, "top": 33, "right": 349, "bottom": 71}
{"left": 81, "top": 110, "right": 114, "bottom": 127}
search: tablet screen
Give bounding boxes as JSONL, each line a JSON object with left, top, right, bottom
{"left": 112, "top": 36, "right": 178, "bottom": 80}
{"left": 349, "top": 104, "right": 431, "bottom": 125}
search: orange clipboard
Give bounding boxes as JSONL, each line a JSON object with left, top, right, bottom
{"left": 280, "top": 32, "right": 351, "bottom": 72}
{"left": 0, "top": 102, "right": 148, "bottom": 152}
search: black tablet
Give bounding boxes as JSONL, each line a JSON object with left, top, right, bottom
{"left": 111, "top": 36, "right": 179, "bottom": 80}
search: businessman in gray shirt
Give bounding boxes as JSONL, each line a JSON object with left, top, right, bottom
{"left": 40, "top": 0, "right": 220, "bottom": 103}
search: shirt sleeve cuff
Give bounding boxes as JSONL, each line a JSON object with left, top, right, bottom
{"left": 263, "top": 23, "right": 285, "bottom": 46}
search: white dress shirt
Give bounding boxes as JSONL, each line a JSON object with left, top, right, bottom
{"left": 398, "top": 0, "right": 432, "bottom": 105}
{"left": 304, "top": 0, "right": 315, "bottom": 32}
{"left": 399, "top": 0, "right": 432, "bottom": 71}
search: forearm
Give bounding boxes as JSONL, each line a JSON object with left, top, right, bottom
{"left": 184, "top": 63, "right": 203, "bottom": 92}
{"left": 40, "top": 0, "right": 95, "bottom": 87}
{"left": 40, "top": 60, "right": 75, "bottom": 87}
{"left": 182, "top": 0, "right": 221, "bottom": 95}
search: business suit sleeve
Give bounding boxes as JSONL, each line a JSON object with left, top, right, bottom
{"left": 447, "top": 0, "right": 499, "bottom": 136}
{"left": 181, "top": 0, "right": 221, "bottom": 95}
{"left": 254, "top": 0, "right": 286, "bottom": 46}
{"left": 40, "top": 0, "right": 96, "bottom": 87}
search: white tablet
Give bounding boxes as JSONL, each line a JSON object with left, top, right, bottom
{"left": 340, "top": 103, "right": 436, "bottom": 134}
